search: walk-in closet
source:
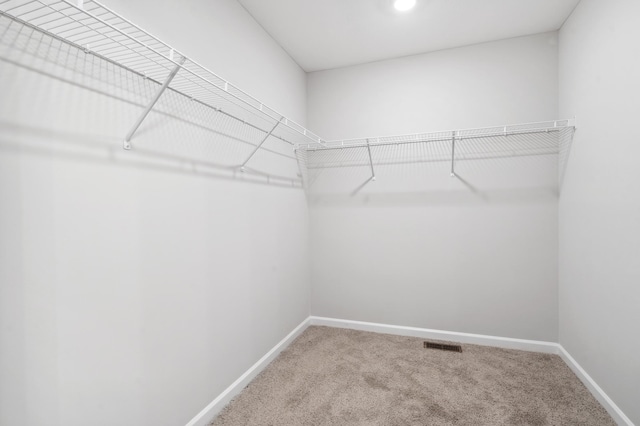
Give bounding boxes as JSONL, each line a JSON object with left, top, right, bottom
{"left": 0, "top": 0, "right": 638, "bottom": 425}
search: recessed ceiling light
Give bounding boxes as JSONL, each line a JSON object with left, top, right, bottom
{"left": 394, "top": 0, "right": 416, "bottom": 12}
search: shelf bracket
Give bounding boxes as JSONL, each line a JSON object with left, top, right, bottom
{"left": 123, "top": 57, "right": 186, "bottom": 150}
{"left": 366, "top": 139, "right": 376, "bottom": 181}
{"left": 240, "top": 118, "right": 284, "bottom": 171}
{"left": 450, "top": 132, "right": 456, "bottom": 177}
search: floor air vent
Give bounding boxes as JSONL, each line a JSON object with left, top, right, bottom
{"left": 424, "top": 341, "right": 462, "bottom": 353}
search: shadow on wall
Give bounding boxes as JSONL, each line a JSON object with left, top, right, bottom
{"left": 306, "top": 187, "right": 560, "bottom": 208}
{"left": 0, "top": 15, "right": 303, "bottom": 189}
{"left": 302, "top": 129, "right": 574, "bottom": 207}
{"left": 0, "top": 121, "right": 301, "bottom": 190}
{"left": 0, "top": 13, "right": 575, "bottom": 198}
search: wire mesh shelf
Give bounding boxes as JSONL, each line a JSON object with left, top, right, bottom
{"left": 297, "top": 120, "right": 576, "bottom": 196}
{"left": 299, "top": 120, "right": 574, "bottom": 151}
{"left": 0, "top": 0, "right": 576, "bottom": 194}
{"left": 0, "top": 0, "right": 321, "bottom": 153}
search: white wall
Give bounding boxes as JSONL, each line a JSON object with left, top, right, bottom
{"left": 559, "top": 1, "right": 640, "bottom": 423}
{"left": 308, "top": 33, "right": 559, "bottom": 139}
{"left": 0, "top": 1, "right": 309, "bottom": 425}
{"left": 307, "top": 33, "right": 560, "bottom": 341}
{"left": 103, "top": 0, "right": 306, "bottom": 125}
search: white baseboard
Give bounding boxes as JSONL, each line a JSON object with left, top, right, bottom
{"left": 309, "top": 316, "right": 559, "bottom": 353}
{"left": 185, "top": 317, "right": 311, "bottom": 426}
{"left": 187, "top": 315, "right": 633, "bottom": 426}
{"left": 557, "top": 346, "right": 634, "bottom": 426}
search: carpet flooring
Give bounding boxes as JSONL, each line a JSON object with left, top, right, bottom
{"left": 211, "top": 326, "right": 614, "bottom": 425}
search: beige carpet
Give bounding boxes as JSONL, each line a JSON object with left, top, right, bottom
{"left": 211, "top": 326, "right": 614, "bottom": 425}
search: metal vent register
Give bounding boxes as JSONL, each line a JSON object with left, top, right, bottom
{"left": 424, "top": 341, "right": 463, "bottom": 353}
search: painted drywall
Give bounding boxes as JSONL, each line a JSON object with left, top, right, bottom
{"left": 559, "top": 0, "right": 640, "bottom": 423}
{"left": 103, "top": 0, "right": 307, "bottom": 125}
{"left": 307, "top": 33, "right": 559, "bottom": 139}
{"left": 307, "top": 33, "right": 560, "bottom": 341}
{"left": 0, "top": 1, "right": 309, "bottom": 426}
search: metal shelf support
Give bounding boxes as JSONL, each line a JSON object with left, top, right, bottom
{"left": 240, "top": 118, "right": 284, "bottom": 171}
{"left": 366, "top": 139, "right": 376, "bottom": 181}
{"left": 123, "top": 56, "right": 186, "bottom": 150}
{"left": 450, "top": 131, "right": 456, "bottom": 178}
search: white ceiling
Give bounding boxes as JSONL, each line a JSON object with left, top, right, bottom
{"left": 237, "top": 0, "right": 580, "bottom": 72}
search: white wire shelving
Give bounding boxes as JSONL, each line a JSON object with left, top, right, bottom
{"left": 0, "top": 0, "right": 576, "bottom": 193}
{"left": 0, "top": 0, "right": 323, "bottom": 154}
{"left": 297, "top": 120, "right": 576, "bottom": 193}
{"left": 300, "top": 120, "right": 574, "bottom": 151}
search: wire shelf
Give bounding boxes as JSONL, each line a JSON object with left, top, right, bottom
{"left": 0, "top": 0, "right": 576, "bottom": 194}
{"left": 298, "top": 120, "right": 576, "bottom": 195}
{"left": 0, "top": 0, "right": 321, "bottom": 152}
{"left": 300, "top": 120, "right": 574, "bottom": 151}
